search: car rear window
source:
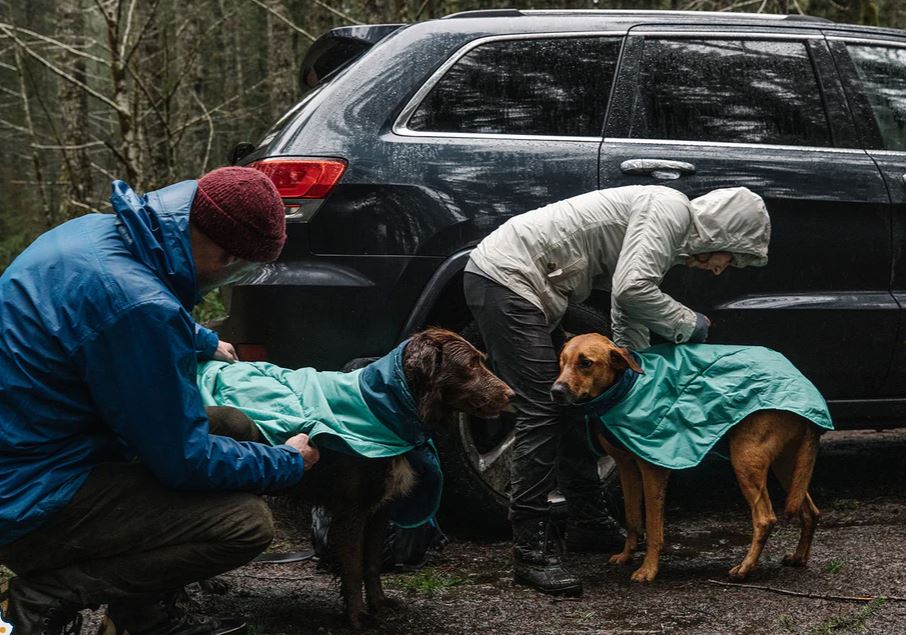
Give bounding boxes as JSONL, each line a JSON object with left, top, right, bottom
{"left": 629, "top": 38, "right": 831, "bottom": 147}
{"left": 846, "top": 44, "right": 906, "bottom": 151}
{"left": 406, "top": 36, "right": 622, "bottom": 137}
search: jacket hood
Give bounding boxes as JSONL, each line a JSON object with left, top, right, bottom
{"left": 111, "top": 179, "right": 199, "bottom": 309}
{"left": 684, "top": 187, "right": 771, "bottom": 268}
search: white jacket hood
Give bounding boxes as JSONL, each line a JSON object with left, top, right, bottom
{"left": 685, "top": 187, "right": 771, "bottom": 268}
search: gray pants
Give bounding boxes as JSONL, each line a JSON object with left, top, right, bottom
{"left": 0, "top": 418, "right": 272, "bottom": 610}
{"left": 463, "top": 272, "right": 602, "bottom": 523}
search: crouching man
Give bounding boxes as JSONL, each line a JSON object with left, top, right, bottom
{"left": 0, "top": 167, "right": 319, "bottom": 635}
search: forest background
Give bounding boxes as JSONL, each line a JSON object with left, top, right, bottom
{"left": 0, "top": 0, "right": 896, "bottom": 285}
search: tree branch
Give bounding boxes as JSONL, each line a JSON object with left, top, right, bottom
{"left": 0, "top": 22, "right": 109, "bottom": 65}
{"left": 313, "top": 0, "right": 363, "bottom": 25}
{"left": 706, "top": 580, "right": 906, "bottom": 603}
{"left": 191, "top": 92, "right": 215, "bottom": 174}
{"left": 0, "top": 25, "right": 127, "bottom": 115}
{"left": 248, "top": 0, "right": 315, "bottom": 41}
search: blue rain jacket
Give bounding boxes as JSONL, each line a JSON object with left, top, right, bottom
{"left": 0, "top": 180, "right": 305, "bottom": 546}
{"left": 198, "top": 340, "right": 443, "bottom": 527}
{"left": 581, "top": 344, "right": 834, "bottom": 469}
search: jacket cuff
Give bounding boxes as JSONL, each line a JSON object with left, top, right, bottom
{"left": 195, "top": 324, "right": 220, "bottom": 359}
{"left": 671, "top": 308, "right": 699, "bottom": 344}
{"left": 274, "top": 444, "right": 306, "bottom": 486}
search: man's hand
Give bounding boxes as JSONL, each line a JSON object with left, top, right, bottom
{"left": 213, "top": 340, "right": 238, "bottom": 363}
{"left": 285, "top": 433, "right": 320, "bottom": 471}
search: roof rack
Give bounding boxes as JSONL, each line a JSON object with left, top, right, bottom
{"left": 443, "top": 9, "right": 832, "bottom": 23}
{"left": 443, "top": 9, "right": 522, "bottom": 18}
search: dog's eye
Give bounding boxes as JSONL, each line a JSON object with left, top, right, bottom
{"left": 577, "top": 357, "right": 594, "bottom": 370}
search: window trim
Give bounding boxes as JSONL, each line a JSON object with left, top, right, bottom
{"left": 603, "top": 137, "right": 866, "bottom": 154}
{"left": 633, "top": 30, "right": 823, "bottom": 40}
{"left": 392, "top": 31, "right": 627, "bottom": 141}
{"left": 621, "top": 31, "right": 835, "bottom": 149}
{"left": 830, "top": 36, "right": 906, "bottom": 154}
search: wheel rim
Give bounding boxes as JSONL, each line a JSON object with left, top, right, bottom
{"left": 456, "top": 411, "right": 514, "bottom": 502}
{"left": 456, "top": 411, "right": 618, "bottom": 504}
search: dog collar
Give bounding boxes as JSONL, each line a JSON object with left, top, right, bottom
{"left": 571, "top": 354, "right": 642, "bottom": 419}
{"left": 358, "top": 339, "right": 429, "bottom": 447}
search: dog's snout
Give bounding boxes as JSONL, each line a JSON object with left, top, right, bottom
{"left": 550, "top": 382, "right": 573, "bottom": 405}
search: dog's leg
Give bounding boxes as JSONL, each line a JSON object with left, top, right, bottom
{"left": 631, "top": 463, "right": 670, "bottom": 583}
{"left": 599, "top": 435, "right": 642, "bottom": 566}
{"left": 728, "top": 418, "right": 779, "bottom": 580}
{"left": 771, "top": 429, "right": 821, "bottom": 567}
{"left": 363, "top": 507, "right": 396, "bottom": 616}
{"left": 781, "top": 492, "right": 820, "bottom": 567}
{"left": 330, "top": 511, "right": 369, "bottom": 629}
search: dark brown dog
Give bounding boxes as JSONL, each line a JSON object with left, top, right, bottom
{"left": 208, "top": 328, "right": 513, "bottom": 628}
{"left": 552, "top": 334, "right": 821, "bottom": 584}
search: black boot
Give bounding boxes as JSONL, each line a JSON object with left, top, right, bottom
{"left": 98, "top": 589, "right": 246, "bottom": 635}
{"left": 2, "top": 577, "right": 83, "bottom": 635}
{"left": 565, "top": 492, "right": 625, "bottom": 554}
{"left": 512, "top": 517, "right": 582, "bottom": 597}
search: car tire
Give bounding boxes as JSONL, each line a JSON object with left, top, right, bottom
{"left": 436, "top": 303, "right": 624, "bottom": 538}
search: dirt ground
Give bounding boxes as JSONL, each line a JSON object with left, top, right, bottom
{"left": 10, "top": 428, "right": 906, "bottom": 634}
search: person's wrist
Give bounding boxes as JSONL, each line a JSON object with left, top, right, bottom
{"left": 689, "top": 312, "right": 710, "bottom": 343}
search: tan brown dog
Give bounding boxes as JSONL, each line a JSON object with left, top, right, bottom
{"left": 552, "top": 333, "right": 822, "bottom": 583}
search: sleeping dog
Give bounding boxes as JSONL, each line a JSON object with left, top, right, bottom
{"left": 204, "top": 328, "right": 512, "bottom": 629}
{"left": 552, "top": 334, "right": 833, "bottom": 584}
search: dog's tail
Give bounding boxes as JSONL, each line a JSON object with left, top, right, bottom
{"left": 783, "top": 425, "right": 819, "bottom": 517}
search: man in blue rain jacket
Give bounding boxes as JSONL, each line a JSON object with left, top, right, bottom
{"left": 0, "top": 167, "right": 319, "bottom": 635}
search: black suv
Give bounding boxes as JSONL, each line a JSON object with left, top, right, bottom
{"left": 223, "top": 9, "right": 906, "bottom": 533}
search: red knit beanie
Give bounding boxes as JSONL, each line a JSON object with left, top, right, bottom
{"left": 191, "top": 167, "right": 287, "bottom": 262}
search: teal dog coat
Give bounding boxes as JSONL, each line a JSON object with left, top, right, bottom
{"left": 580, "top": 344, "right": 834, "bottom": 469}
{"left": 197, "top": 341, "right": 442, "bottom": 527}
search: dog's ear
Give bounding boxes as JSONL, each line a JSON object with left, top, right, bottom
{"left": 610, "top": 347, "right": 644, "bottom": 374}
{"left": 404, "top": 330, "right": 446, "bottom": 423}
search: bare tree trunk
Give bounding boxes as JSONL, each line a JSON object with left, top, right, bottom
{"left": 56, "top": 0, "right": 93, "bottom": 220}
{"left": 266, "top": 0, "right": 297, "bottom": 122}
{"left": 98, "top": 0, "right": 143, "bottom": 187}
{"left": 10, "top": 27, "right": 53, "bottom": 227}
{"left": 138, "top": 2, "right": 172, "bottom": 186}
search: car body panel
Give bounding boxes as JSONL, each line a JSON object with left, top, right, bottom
{"left": 220, "top": 11, "right": 906, "bottom": 425}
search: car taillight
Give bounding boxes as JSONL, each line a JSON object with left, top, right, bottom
{"left": 249, "top": 158, "right": 347, "bottom": 199}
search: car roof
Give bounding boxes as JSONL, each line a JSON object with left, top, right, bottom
{"left": 436, "top": 9, "right": 906, "bottom": 40}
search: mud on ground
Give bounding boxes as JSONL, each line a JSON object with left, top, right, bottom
{"left": 8, "top": 429, "right": 906, "bottom": 634}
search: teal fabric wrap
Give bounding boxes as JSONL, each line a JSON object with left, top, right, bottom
{"left": 584, "top": 344, "right": 834, "bottom": 470}
{"left": 196, "top": 341, "right": 442, "bottom": 527}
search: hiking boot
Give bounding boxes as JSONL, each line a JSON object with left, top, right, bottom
{"left": 512, "top": 518, "right": 582, "bottom": 597}
{"left": 98, "top": 589, "right": 246, "bottom": 635}
{"left": 564, "top": 492, "right": 626, "bottom": 553}
{"left": 3, "top": 577, "right": 83, "bottom": 635}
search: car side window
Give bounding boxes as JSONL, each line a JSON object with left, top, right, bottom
{"left": 406, "top": 36, "right": 621, "bottom": 137}
{"left": 846, "top": 44, "right": 906, "bottom": 151}
{"left": 629, "top": 38, "right": 832, "bottom": 147}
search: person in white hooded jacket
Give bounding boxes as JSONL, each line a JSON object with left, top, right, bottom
{"left": 463, "top": 185, "right": 770, "bottom": 597}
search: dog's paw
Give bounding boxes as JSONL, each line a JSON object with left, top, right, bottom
{"left": 728, "top": 564, "right": 751, "bottom": 580}
{"left": 348, "top": 610, "right": 377, "bottom": 631}
{"left": 781, "top": 553, "right": 808, "bottom": 567}
{"left": 630, "top": 567, "right": 657, "bottom": 583}
{"left": 367, "top": 595, "right": 401, "bottom": 616}
{"left": 609, "top": 552, "right": 633, "bottom": 566}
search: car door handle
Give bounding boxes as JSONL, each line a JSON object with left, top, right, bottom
{"left": 620, "top": 159, "right": 696, "bottom": 180}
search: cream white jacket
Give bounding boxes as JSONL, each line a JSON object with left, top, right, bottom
{"left": 468, "top": 185, "right": 770, "bottom": 350}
